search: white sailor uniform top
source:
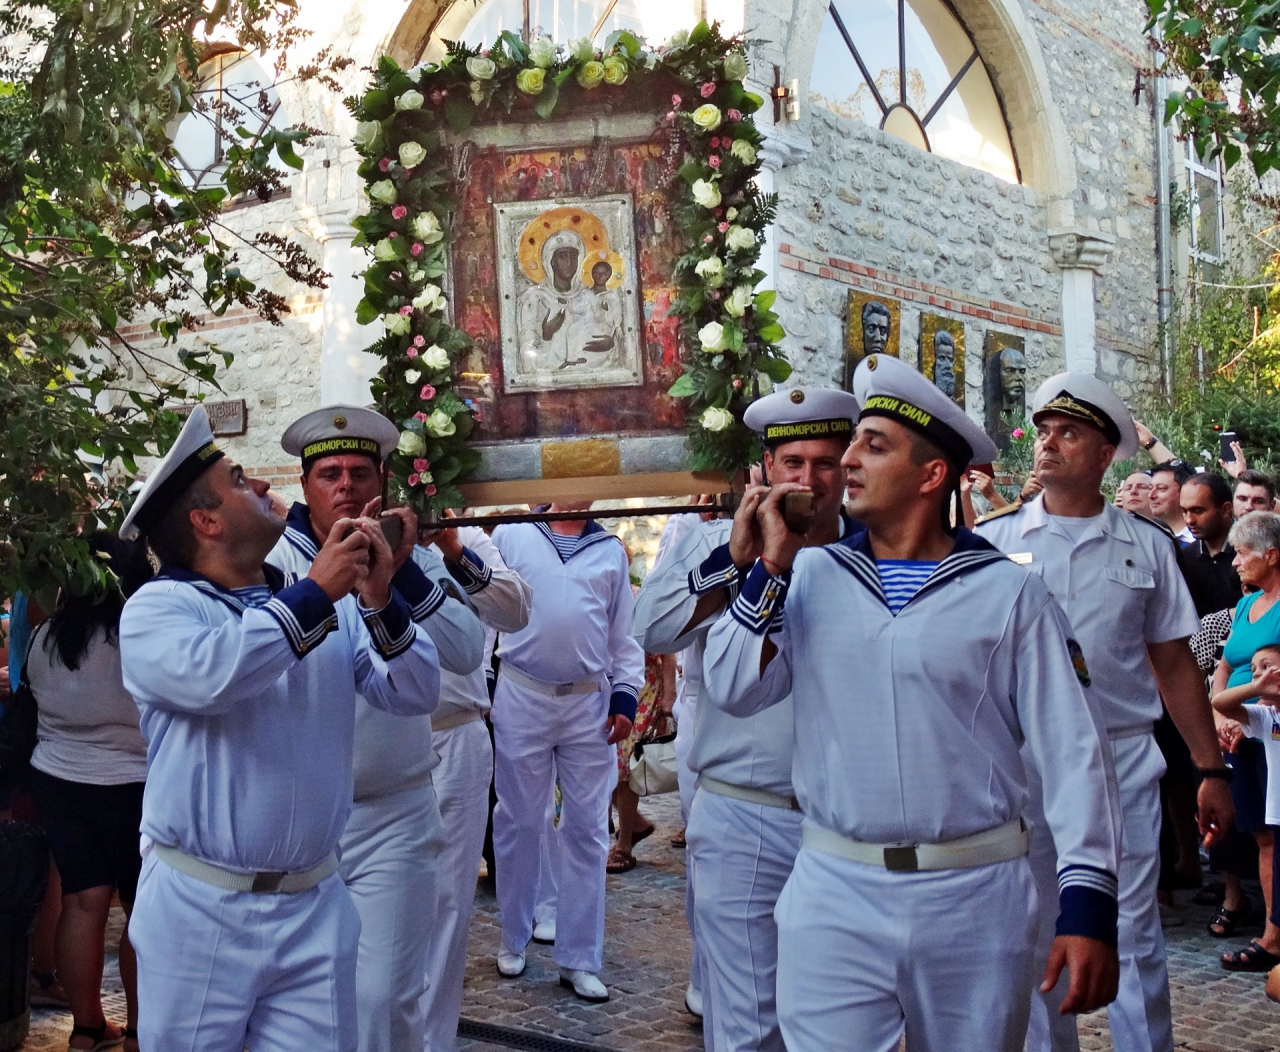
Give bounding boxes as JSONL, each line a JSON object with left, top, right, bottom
{"left": 267, "top": 502, "right": 487, "bottom": 800}
{"left": 120, "top": 563, "right": 441, "bottom": 874}
{"left": 491, "top": 518, "right": 645, "bottom": 719}
{"left": 702, "top": 528, "right": 1123, "bottom": 943}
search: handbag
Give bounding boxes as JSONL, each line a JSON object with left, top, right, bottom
{"left": 629, "top": 728, "right": 679, "bottom": 797}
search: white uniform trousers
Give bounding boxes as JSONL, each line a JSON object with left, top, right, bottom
{"left": 493, "top": 677, "right": 613, "bottom": 972}
{"left": 421, "top": 720, "right": 492, "bottom": 1052}
{"left": 534, "top": 767, "right": 562, "bottom": 927}
{"left": 775, "top": 844, "right": 1037, "bottom": 1052}
{"left": 340, "top": 781, "right": 442, "bottom": 1052}
{"left": 131, "top": 852, "right": 362, "bottom": 1052}
{"left": 687, "top": 787, "right": 801, "bottom": 1052}
{"left": 673, "top": 689, "right": 705, "bottom": 1008}
{"left": 1026, "top": 733, "right": 1171, "bottom": 1052}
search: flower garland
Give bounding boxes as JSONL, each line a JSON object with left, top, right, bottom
{"left": 348, "top": 20, "right": 791, "bottom": 511}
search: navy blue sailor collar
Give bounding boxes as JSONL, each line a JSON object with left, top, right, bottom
{"left": 152, "top": 562, "right": 296, "bottom": 615}
{"left": 531, "top": 504, "right": 613, "bottom": 562}
{"left": 284, "top": 501, "right": 320, "bottom": 560}
{"left": 824, "top": 525, "right": 1009, "bottom": 613}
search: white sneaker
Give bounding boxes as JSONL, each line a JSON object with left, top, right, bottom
{"left": 496, "top": 948, "right": 526, "bottom": 977}
{"left": 684, "top": 981, "right": 704, "bottom": 1017}
{"left": 559, "top": 968, "right": 609, "bottom": 1002}
{"left": 533, "top": 918, "right": 556, "bottom": 944}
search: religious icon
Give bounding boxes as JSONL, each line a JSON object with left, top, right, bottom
{"left": 982, "top": 331, "right": 1028, "bottom": 444}
{"left": 843, "top": 290, "right": 900, "bottom": 390}
{"left": 919, "top": 313, "right": 965, "bottom": 408}
{"left": 495, "top": 195, "right": 643, "bottom": 394}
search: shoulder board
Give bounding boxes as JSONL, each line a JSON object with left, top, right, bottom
{"left": 1127, "top": 511, "right": 1177, "bottom": 540}
{"left": 975, "top": 499, "right": 1023, "bottom": 526}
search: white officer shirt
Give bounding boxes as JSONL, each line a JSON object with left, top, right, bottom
{"left": 976, "top": 495, "right": 1201, "bottom": 734}
{"left": 702, "top": 529, "right": 1122, "bottom": 941}
{"left": 120, "top": 565, "right": 441, "bottom": 874}
{"left": 267, "top": 503, "right": 489, "bottom": 799}
{"left": 492, "top": 520, "right": 645, "bottom": 714}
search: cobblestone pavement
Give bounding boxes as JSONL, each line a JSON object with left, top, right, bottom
{"left": 19, "top": 794, "right": 1280, "bottom": 1050}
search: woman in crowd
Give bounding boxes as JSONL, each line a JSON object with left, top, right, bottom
{"left": 27, "top": 532, "right": 154, "bottom": 1052}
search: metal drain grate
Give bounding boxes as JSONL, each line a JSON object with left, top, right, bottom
{"left": 457, "top": 1017, "right": 618, "bottom": 1052}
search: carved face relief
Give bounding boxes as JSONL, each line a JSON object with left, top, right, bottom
{"left": 999, "top": 347, "right": 1027, "bottom": 410}
{"left": 861, "top": 301, "right": 891, "bottom": 356}
{"left": 933, "top": 330, "right": 956, "bottom": 396}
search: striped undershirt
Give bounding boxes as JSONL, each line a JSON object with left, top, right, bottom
{"left": 875, "top": 560, "right": 938, "bottom": 615}
{"left": 543, "top": 527, "right": 585, "bottom": 561}
{"left": 230, "top": 584, "right": 273, "bottom": 609}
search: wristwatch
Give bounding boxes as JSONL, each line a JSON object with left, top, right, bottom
{"left": 1142, "top": 435, "right": 1158, "bottom": 451}
{"left": 1197, "top": 766, "right": 1235, "bottom": 783}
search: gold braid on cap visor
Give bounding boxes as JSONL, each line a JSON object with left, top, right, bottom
{"left": 1034, "top": 394, "right": 1120, "bottom": 445}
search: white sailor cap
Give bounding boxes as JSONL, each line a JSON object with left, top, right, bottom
{"left": 281, "top": 405, "right": 402, "bottom": 472}
{"left": 743, "top": 387, "right": 861, "bottom": 448}
{"left": 853, "top": 354, "right": 999, "bottom": 466}
{"left": 120, "top": 405, "right": 225, "bottom": 541}
{"left": 1030, "top": 372, "right": 1138, "bottom": 462}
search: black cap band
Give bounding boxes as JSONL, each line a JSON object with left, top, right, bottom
{"left": 301, "top": 437, "right": 382, "bottom": 472}
{"left": 1033, "top": 393, "right": 1121, "bottom": 446}
{"left": 762, "top": 418, "right": 854, "bottom": 447}
{"left": 132, "top": 441, "right": 224, "bottom": 537}
{"left": 859, "top": 395, "right": 972, "bottom": 468}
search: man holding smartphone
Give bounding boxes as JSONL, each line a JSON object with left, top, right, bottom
{"left": 269, "top": 406, "right": 486, "bottom": 1052}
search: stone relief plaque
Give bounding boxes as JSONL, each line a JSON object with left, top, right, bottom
{"left": 843, "top": 290, "right": 900, "bottom": 390}
{"left": 496, "top": 195, "right": 643, "bottom": 394}
{"left": 982, "top": 330, "right": 1028, "bottom": 444}
{"left": 918, "top": 314, "right": 965, "bottom": 408}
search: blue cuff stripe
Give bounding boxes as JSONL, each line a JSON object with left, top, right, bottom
{"left": 688, "top": 543, "right": 741, "bottom": 596}
{"left": 360, "top": 591, "right": 416, "bottom": 659}
{"left": 447, "top": 547, "right": 492, "bottom": 594}
{"left": 728, "top": 560, "right": 791, "bottom": 634}
{"left": 262, "top": 579, "right": 338, "bottom": 659}
{"left": 1056, "top": 884, "right": 1119, "bottom": 946}
{"left": 609, "top": 688, "right": 639, "bottom": 722}
{"left": 391, "top": 559, "right": 447, "bottom": 621}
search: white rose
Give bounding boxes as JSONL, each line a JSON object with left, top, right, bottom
{"left": 413, "top": 286, "right": 447, "bottom": 313}
{"left": 529, "top": 36, "right": 558, "bottom": 68}
{"left": 353, "top": 120, "right": 382, "bottom": 150}
{"left": 726, "top": 206, "right": 739, "bottom": 220}
{"left": 700, "top": 407, "right": 734, "bottom": 431}
{"left": 470, "top": 80, "right": 485, "bottom": 104}
{"left": 694, "top": 256, "right": 724, "bottom": 286}
{"left": 368, "top": 179, "right": 397, "bottom": 205}
{"left": 410, "top": 211, "right": 443, "bottom": 244}
{"left": 691, "top": 104, "right": 722, "bottom": 130}
{"left": 667, "top": 29, "right": 689, "bottom": 48}
{"left": 422, "top": 344, "right": 450, "bottom": 369}
{"left": 691, "top": 179, "right": 721, "bottom": 209}
{"left": 384, "top": 312, "right": 411, "bottom": 336}
{"left": 730, "top": 139, "right": 757, "bottom": 165}
{"left": 725, "top": 225, "right": 756, "bottom": 252}
{"left": 425, "top": 409, "right": 457, "bottom": 437}
{"left": 373, "top": 238, "right": 399, "bottom": 261}
{"left": 408, "top": 62, "right": 431, "bottom": 81}
{"left": 398, "top": 141, "right": 427, "bottom": 169}
{"left": 395, "top": 89, "right": 425, "bottom": 111}
{"left": 568, "top": 37, "right": 595, "bottom": 62}
{"left": 466, "top": 56, "right": 497, "bottom": 80}
{"left": 699, "top": 321, "right": 727, "bottom": 352}
{"left": 397, "top": 429, "right": 426, "bottom": 456}
{"left": 404, "top": 369, "right": 421, "bottom": 384}
{"left": 723, "top": 52, "right": 749, "bottom": 81}
{"left": 724, "top": 285, "right": 752, "bottom": 317}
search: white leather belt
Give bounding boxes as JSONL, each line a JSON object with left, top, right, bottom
{"left": 700, "top": 775, "right": 800, "bottom": 811}
{"left": 501, "top": 664, "right": 603, "bottom": 697}
{"left": 802, "top": 817, "right": 1028, "bottom": 873}
{"left": 1108, "top": 724, "right": 1153, "bottom": 741}
{"left": 431, "top": 709, "right": 486, "bottom": 731}
{"left": 153, "top": 843, "right": 338, "bottom": 894}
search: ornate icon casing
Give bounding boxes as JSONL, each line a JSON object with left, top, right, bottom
{"left": 843, "top": 290, "right": 900, "bottom": 390}
{"left": 918, "top": 313, "right": 965, "bottom": 408}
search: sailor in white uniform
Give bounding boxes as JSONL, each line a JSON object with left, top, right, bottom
{"left": 264, "top": 406, "right": 488, "bottom": 1052}
{"left": 975, "top": 374, "right": 1234, "bottom": 1052}
{"left": 703, "top": 356, "right": 1124, "bottom": 1052}
{"left": 634, "top": 387, "right": 861, "bottom": 1052}
{"left": 118, "top": 406, "right": 441, "bottom": 1052}
{"left": 489, "top": 504, "right": 646, "bottom": 1002}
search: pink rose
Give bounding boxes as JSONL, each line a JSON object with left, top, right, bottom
{"left": 408, "top": 473, "right": 420, "bottom": 487}
{"left": 419, "top": 384, "right": 436, "bottom": 400}
{"left": 733, "top": 378, "right": 743, "bottom": 388}
{"left": 727, "top": 108, "right": 742, "bottom": 121}
{"left": 379, "top": 158, "right": 392, "bottom": 172}
{"left": 430, "top": 91, "right": 446, "bottom": 105}
{"left": 700, "top": 82, "right": 715, "bottom": 98}
{"left": 413, "top": 458, "right": 430, "bottom": 471}
{"left": 398, "top": 305, "right": 414, "bottom": 316}
{"left": 411, "top": 242, "right": 424, "bottom": 257}
{"left": 1012, "top": 427, "right": 1025, "bottom": 440}
{"left": 672, "top": 94, "right": 682, "bottom": 106}
{"left": 413, "top": 334, "right": 426, "bottom": 347}
{"left": 704, "top": 234, "right": 714, "bottom": 244}
{"left": 718, "top": 222, "right": 730, "bottom": 232}
{"left": 414, "top": 412, "right": 427, "bottom": 422}
{"left": 710, "top": 136, "right": 720, "bottom": 148}
{"left": 424, "top": 484, "right": 437, "bottom": 496}
{"left": 406, "top": 347, "right": 419, "bottom": 358}
{"left": 391, "top": 205, "right": 408, "bottom": 220}
{"left": 709, "top": 155, "right": 721, "bottom": 169}
{"left": 402, "top": 168, "right": 414, "bottom": 178}
{"left": 665, "top": 111, "right": 676, "bottom": 122}
{"left": 388, "top": 231, "right": 398, "bottom": 239}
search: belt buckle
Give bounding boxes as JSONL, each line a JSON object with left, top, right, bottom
{"left": 251, "top": 871, "right": 286, "bottom": 893}
{"left": 883, "top": 846, "right": 918, "bottom": 873}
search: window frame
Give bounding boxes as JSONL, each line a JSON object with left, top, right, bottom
{"left": 1185, "top": 148, "right": 1226, "bottom": 271}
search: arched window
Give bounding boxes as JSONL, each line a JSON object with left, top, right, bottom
{"left": 422, "top": 0, "right": 702, "bottom": 62}
{"left": 169, "top": 50, "right": 291, "bottom": 190}
{"left": 809, "top": 0, "right": 1019, "bottom": 183}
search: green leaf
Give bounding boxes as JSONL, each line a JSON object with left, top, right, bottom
{"left": 1179, "top": 17, "right": 1203, "bottom": 35}
{"left": 362, "top": 90, "right": 394, "bottom": 119}
{"left": 753, "top": 289, "right": 776, "bottom": 312}
{"left": 667, "top": 373, "right": 697, "bottom": 397}
{"left": 534, "top": 79, "right": 561, "bottom": 119}
{"left": 356, "top": 299, "right": 380, "bottom": 325}
{"left": 758, "top": 356, "right": 792, "bottom": 382}
{"left": 445, "top": 98, "right": 473, "bottom": 133}
{"left": 275, "top": 140, "right": 304, "bottom": 170}
{"left": 758, "top": 322, "right": 786, "bottom": 343}
{"left": 688, "top": 20, "right": 712, "bottom": 44}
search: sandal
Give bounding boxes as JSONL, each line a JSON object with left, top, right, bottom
{"left": 1208, "top": 903, "right": 1253, "bottom": 938}
{"left": 670, "top": 827, "right": 687, "bottom": 849}
{"left": 1221, "top": 939, "right": 1280, "bottom": 972}
{"left": 68, "top": 1021, "right": 124, "bottom": 1052}
{"left": 632, "top": 823, "right": 655, "bottom": 847}
{"left": 606, "top": 848, "right": 637, "bottom": 874}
